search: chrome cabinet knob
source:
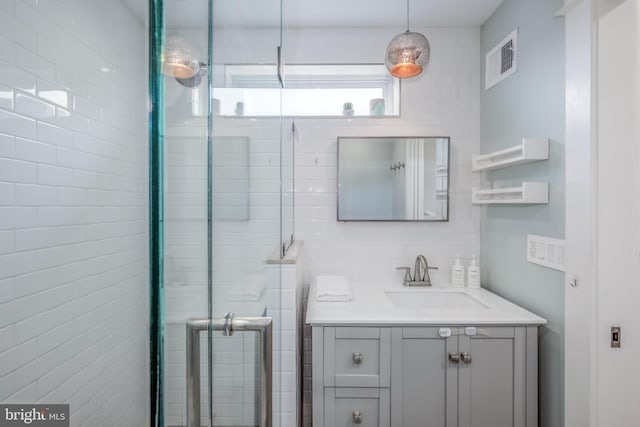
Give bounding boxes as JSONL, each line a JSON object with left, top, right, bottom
{"left": 352, "top": 409, "right": 363, "bottom": 424}
{"left": 352, "top": 352, "right": 363, "bottom": 364}
{"left": 448, "top": 352, "right": 460, "bottom": 363}
{"left": 461, "top": 352, "right": 472, "bottom": 364}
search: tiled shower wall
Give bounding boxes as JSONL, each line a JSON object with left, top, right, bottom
{"left": 0, "top": 1, "right": 148, "bottom": 426}
{"left": 163, "top": 22, "right": 298, "bottom": 426}
{"left": 163, "top": 114, "right": 290, "bottom": 425}
{"left": 163, "top": 117, "right": 301, "bottom": 426}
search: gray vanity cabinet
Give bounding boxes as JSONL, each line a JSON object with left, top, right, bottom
{"left": 313, "top": 325, "right": 538, "bottom": 427}
{"left": 391, "top": 326, "right": 538, "bottom": 427}
{"left": 390, "top": 327, "right": 458, "bottom": 426}
{"left": 323, "top": 387, "right": 390, "bottom": 427}
{"left": 313, "top": 327, "right": 391, "bottom": 427}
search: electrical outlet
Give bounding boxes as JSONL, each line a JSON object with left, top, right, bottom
{"left": 527, "top": 234, "right": 566, "bottom": 271}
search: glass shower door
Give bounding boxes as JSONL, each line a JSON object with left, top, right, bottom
{"left": 155, "top": 0, "right": 285, "bottom": 425}
{"left": 160, "top": 0, "right": 212, "bottom": 423}
{"left": 208, "top": 1, "right": 285, "bottom": 425}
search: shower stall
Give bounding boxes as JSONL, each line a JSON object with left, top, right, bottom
{"left": 152, "top": 0, "right": 295, "bottom": 426}
{"left": 0, "top": 0, "right": 296, "bottom": 425}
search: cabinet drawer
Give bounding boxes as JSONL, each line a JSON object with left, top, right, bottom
{"left": 324, "top": 327, "right": 390, "bottom": 387}
{"left": 324, "top": 387, "right": 390, "bottom": 427}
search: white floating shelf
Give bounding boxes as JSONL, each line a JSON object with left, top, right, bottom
{"left": 472, "top": 182, "right": 549, "bottom": 205}
{"left": 472, "top": 138, "right": 549, "bottom": 172}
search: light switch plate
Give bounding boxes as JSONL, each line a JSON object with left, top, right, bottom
{"left": 527, "top": 234, "right": 566, "bottom": 271}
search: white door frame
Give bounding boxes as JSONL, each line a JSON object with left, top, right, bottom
{"left": 564, "top": 0, "right": 639, "bottom": 425}
{"left": 564, "top": 1, "right": 599, "bottom": 425}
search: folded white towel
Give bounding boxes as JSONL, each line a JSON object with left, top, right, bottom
{"left": 315, "top": 275, "right": 352, "bottom": 302}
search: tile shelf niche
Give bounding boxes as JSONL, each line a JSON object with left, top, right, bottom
{"left": 472, "top": 138, "right": 549, "bottom": 206}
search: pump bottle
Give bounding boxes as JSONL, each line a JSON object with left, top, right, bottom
{"left": 451, "top": 255, "right": 465, "bottom": 287}
{"left": 467, "top": 254, "right": 480, "bottom": 288}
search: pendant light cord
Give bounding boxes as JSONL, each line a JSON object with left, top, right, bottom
{"left": 406, "top": 0, "right": 410, "bottom": 32}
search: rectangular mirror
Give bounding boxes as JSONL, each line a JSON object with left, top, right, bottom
{"left": 337, "top": 137, "right": 449, "bottom": 221}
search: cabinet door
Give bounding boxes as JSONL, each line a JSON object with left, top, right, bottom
{"left": 324, "top": 387, "right": 390, "bottom": 427}
{"left": 458, "top": 327, "right": 526, "bottom": 427}
{"left": 391, "top": 327, "right": 458, "bottom": 427}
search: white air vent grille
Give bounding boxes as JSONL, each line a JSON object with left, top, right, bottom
{"left": 486, "top": 29, "right": 518, "bottom": 90}
{"left": 501, "top": 39, "right": 514, "bottom": 73}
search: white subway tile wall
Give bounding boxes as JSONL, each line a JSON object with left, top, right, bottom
{"left": 268, "top": 259, "right": 304, "bottom": 427}
{"left": 162, "top": 24, "right": 303, "bottom": 424}
{"left": 0, "top": 1, "right": 148, "bottom": 426}
{"left": 287, "top": 27, "right": 482, "bottom": 425}
{"left": 287, "top": 27, "right": 482, "bottom": 286}
{"left": 161, "top": 25, "right": 481, "bottom": 427}
{"left": 163, "top": 114, "right": 293, "bottom": 425}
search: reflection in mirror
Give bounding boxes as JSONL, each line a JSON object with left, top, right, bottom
{"left": 338, "top": 137, "right": 449, "bottom": 221}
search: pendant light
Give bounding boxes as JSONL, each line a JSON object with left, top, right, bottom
{"left": 384, "top": 0, "right": 430, "bottom": 78}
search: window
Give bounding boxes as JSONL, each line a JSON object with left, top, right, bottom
{"left": 210, "top": 64, "right": 399, "bottom": 117}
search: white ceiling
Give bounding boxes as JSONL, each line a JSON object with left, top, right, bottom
{"left": 122, "top": 0, "right": 505, "bottom": 29}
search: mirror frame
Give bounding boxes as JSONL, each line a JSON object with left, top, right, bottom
{"left": 336, "top": 136, "right": 450, "bottom": 222}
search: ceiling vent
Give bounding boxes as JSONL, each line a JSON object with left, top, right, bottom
{"left": 485, "top": 28, "right": 518, "bottom": 90}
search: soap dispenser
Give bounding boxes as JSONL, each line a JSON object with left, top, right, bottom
{"left": 467, "top": 254, "right": 481, "bottom": 288}
{"left": 451, "top": 255, "right": 465, "bottom": 287}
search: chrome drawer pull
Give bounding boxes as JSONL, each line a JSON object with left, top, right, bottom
{"left": 352, "top": 351, "right": 363, "bottom": 364}
{"left": 352, "top": 409, "right": 363, "bottom": 424}
{"left": 448, "top": 352, "right": 460, "bottom": 363}
{"left": 461, "top": 352, "right": 472, "bottom": 364}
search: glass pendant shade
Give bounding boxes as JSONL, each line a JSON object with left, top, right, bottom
{"left": 162, "top": 36, "right": 201, "bottom": 79}
{"left": 385, "top": 30, "right": 430, "bottom": 78}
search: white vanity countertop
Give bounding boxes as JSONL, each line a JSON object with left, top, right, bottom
{"left": 306, "top": 283, "right": 547, "bottom": 326}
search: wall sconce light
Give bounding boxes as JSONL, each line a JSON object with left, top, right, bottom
{"left": 162, "top": 36, "right": 201, "bottom": 79}
{"left": 162, "top": 36, "right": 208, "bottom": 88}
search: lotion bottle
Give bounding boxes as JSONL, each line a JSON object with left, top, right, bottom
{"left": 451, "top": 255, "right": 465, "bottom": 287}
{"left": 467, "top": 254, "right": 481, "bottom": 288}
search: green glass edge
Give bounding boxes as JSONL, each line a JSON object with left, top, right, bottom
{"left": 149, "top": 0, "right": 165, "bottom": 425}
{"left": 207, "top": 0, "right": 214, "bottom": 424}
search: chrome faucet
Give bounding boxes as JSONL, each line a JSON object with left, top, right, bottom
{"left": 396, "top": 255, "right": 439, "bottom": 286}
{"left": 414, "top": 255, "right": 428, "bottom": 283}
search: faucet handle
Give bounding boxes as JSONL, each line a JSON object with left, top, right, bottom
{"left": 396, "top": 267, "right": 412, "bottom": 282}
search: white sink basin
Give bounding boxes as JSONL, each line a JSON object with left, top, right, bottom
{"left": 384, "top": 289, "right": 489, "bottom": 310}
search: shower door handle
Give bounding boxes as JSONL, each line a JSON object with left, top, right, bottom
{"left": 186, "top": 315, "right": 273, "bottom": 427}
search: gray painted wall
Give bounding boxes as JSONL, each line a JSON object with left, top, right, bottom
{"left": 480, "top": 1, "right": 565, "bottom": 426}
